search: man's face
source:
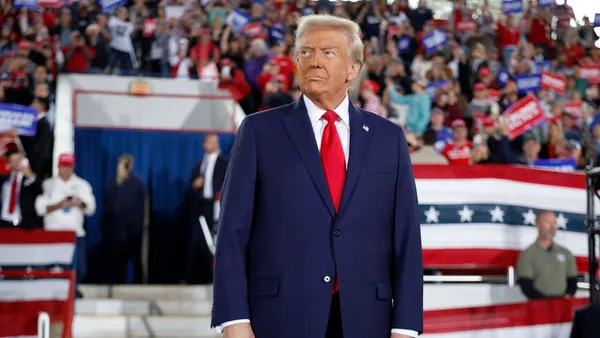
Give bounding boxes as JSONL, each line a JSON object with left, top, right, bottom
{"left": 296, "top": 28, "right": 359, "bottom": 100}
{"left": 203, "top": 135, "right": 218, "bottom": 153}
{"left": 536, "top": 212, "right": 557, "bottom": 239}
{"left": 523, "top": 139, "right": 540, "bottom": 157}
{"left": 58, "top": 165, "right": 73, "bottom": 179}
{"left": 34, "top": 82, "right": 49, "bottom": 98}
{"left": 453, "top": 126, "right": 467, "bottom": 141}
{"left": 7, "top": 153, "right": 22, "bottom": 170}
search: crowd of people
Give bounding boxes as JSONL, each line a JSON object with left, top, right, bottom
{"left": 0, "top": 0, "right": 599, "bottom": 171}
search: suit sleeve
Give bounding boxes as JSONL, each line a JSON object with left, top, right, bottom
{"left": 211, "top": 117, "right": 257, "bottom": 327}
{"left": 569, "top": 309, "right": 582, "bottom": 338}
{"left": 392, "top": 127, "right": 424, "bottom": 334}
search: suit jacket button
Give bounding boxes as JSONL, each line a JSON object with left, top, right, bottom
{"left": 333, "top": 229, "right": 342, "bottom": 237}
{"left": 323, "top": 276, "right": 331, "bottom": 283}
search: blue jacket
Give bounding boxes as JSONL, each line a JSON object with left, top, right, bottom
{"left": 211, "top": 96, "right": 424, "bottom": 338}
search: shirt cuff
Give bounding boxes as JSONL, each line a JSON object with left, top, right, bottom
{"left": 391, "top": 329, "right": 419, "bottom": 337}
{"left": 215, "top": 319, "right": 250, "bottom": 334}
{"left": 23, "top": 174, "right": 36, "bottom": 187}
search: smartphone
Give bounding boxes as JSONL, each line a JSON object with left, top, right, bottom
{"left": 20, "top": 157, "right": 29, "bottom": 168}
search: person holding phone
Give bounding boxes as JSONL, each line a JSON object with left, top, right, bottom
{"left": 0, "top": 142, "right": 42, "bottom": 229}
{"left": 35, "top": 153, "right": 96, "bottom": 297}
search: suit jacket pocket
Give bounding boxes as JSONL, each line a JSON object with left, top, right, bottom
{"left": 376, "top": 282, "right": 393, "bottom": 300}
{"left": 249, "top": 277, "right": 280, "bottom": 297}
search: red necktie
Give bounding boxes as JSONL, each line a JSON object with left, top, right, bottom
{"left": 320, "top": 110, "right": 346, "bottom": 293}
{"left": 8, "top": 173, "right": 17, "bottom": 214}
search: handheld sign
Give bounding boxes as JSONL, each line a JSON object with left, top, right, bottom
{"left": 0, "top": 103, "right": 38, "bottom": 136}
{"left": 532, "top": 158, "right": 577, "bottom": 172}
{"left": 540, "top": 72, "right": 566, "bottom": 95}
{"left": 502, "top": 94, "right": 546, "bottom": 140}
{"left": 502, "top": 0, "right": 523, "bottom": 14}
{"left": 515, "top": 74, "right": 541, "bottom": 94}
{"left": 422, "top": 29, "right": 448, "bottom": 54}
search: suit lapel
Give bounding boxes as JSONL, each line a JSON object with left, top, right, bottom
{"left": 338, "top": 103, "right": 372, "bottom": 216}
{"left": 283, "top": 98, "right": 336, "bottom": 217}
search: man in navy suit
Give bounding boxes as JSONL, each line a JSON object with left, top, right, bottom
{"left": 211, "top": 14, "right": 423, "bottom": 338}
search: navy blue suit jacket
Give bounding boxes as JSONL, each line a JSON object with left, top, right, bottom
{"left": 211, "top": 97, "right": 424, "bottom": 338}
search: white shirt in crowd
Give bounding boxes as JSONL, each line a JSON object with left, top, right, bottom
{"left": 217, "top": 95, "right": 418, "bottom": 338}
{"left": 35, "top": 174, "right": 96, "bottom": 237}
{"left": 108, "top": 16, "right": 134, "bottom": 53}
{"left": 201, "top": 151, "right": 219, "bottom": 199}
{"left": 1, "top": 171, "right": 35, "bottom": 224}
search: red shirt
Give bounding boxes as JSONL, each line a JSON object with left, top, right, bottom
{"left": 565, "top": 44, "right": 585, "bottom": 66}
{"left": 62, "top": 45, "right": 95, "bottom": 73}
{"left": 269, "top": 55, "right": 294, "bottom": 86}
{"left": 528, "top": 18, "right": 549, "bottom": 45}
{"left": 441, "top": 142, "right": 472, "bottom": 165}
{"left": 496, "top": 23, "right": 520, "bottom": 48}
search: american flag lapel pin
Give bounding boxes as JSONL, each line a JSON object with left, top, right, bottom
{"left": 363, "top": 124, "right": 369, "bottom": 132}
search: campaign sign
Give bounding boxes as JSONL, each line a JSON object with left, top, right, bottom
{"left": 595, "top": 14, "right": 600, "bottom": 27}
{"left": 0, "top": 103, "right": 38, "bottom": 136}
{"left": 538, "top": 0, "right": 555, "bottom": 8}
{"left": 515, "top": 74, "right": 541, "bottom": 94}
{"left": 540, "top": 72, "right": 566, "bottom": 94}
{"left": 535, "top": 61, "right": 553, "bottom": 72}
{"left": 563, "top": 101, "right": 582, "bottom": 119}
{"left": 532, "top": 158, "right": 576, "bottom": 172}
{"left": 14, "top": 0, "right": 37, "bottom": 9}
{"left": 502, "top": 0, "right": 523, "bottom": 14}
{"left": 456, "top": 20, "right": 477, "bottom": 32}
{"left": 425, "top": 80, "right": 448, "bottom": 100}
{"left": 397, "top": 36, "right": 411, "bottom": 53}
{"left": 503, "top": 94, "right": 546, "bottom": 140}
{"left": 37, "top": 0, "right": 63, "bottom": 7}
{"left": 580, "top": 64, "right": 600, "bottom": 84}
{"left": 227, "top": 9, "right": 250, "bottom": 33}
{"left": 422, "top": 29, "right": 448, "bottom": 53}
{"left": 101, "top": 0, "right": 126, "bottom": 12}
{"left": 497, "top": 68, "right": 510, "bottom": 86}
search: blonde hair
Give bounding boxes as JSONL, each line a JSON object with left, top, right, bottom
{"left": 294, "top": 14, "right": 364, "bottom": 66}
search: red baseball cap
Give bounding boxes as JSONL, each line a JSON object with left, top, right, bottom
{"left": 361, "top": 80, "right": 380, "bottom": 93}
{"left": 451, "top": 119, "right": 467, "bottom": 128}
{"left": 58, "top": 153, "right": 75, "bottom": 166}
{"left": 473, "top": 82, "right": 486, "bottom": 91}
{"left": 482, "top": 116, "right": 495, "bottom": 127}
{"left": 478, "top": 67, "right": 491, "bottom": 78}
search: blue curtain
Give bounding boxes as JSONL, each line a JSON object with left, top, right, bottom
{"left": 74, "top": 128, "right": 234, "bottom": 284}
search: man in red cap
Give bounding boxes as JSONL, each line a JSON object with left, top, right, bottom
{"left": 441, "top": 119, "right": 473, "bottom": 165}
{"left": 0, "top": 142, "right": 42, "bottom": 229}
{"left": 35, "top": 152, "right": 96, "bottom": 297}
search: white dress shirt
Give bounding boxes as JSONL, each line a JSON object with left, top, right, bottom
{"left": 217, "top": 95, "right": 418, "bottom": 337}
{"left": 35, "top": 174, "right": 96, "bottom": 237}
{"left": 1, "top": 171, "right": 35, "bottom": 225}
{"left": 201, "top": 151, "right": 219, "bottom": 199}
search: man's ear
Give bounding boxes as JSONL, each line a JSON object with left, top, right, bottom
{"left": 347, "top": 62, "right": 361, "bottom": 83}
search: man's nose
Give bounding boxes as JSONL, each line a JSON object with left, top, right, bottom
{"left": 309, "top": 52, "right": 323, "bottom": 67}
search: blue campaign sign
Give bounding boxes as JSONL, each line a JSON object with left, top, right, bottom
{"left": 502, "top": 0, "right": 523, "bottom": 14}
{"left": 101, "top": 0, "right": 126, "bottom": 13}
{"left": 425, "top": 80, "right": 448, "bottom": 100}
{"left": 497, "top": 68, "right": 510, "bottom": 87}
{"left": 397, "top": 36, "right": 411, "bottom": 53}
{"left": 535, "top": 61, "right": 553, "bottom": 72}
{"left": 515, "top": 74, "right": 541, "bottom": 94}
{"left": 538, "top": 0, "right": 554, "bottom": 8}
{"left": 14, "top": 0, "right": 38, "bottom": 9}
{"left": 422, "top": 30, "right": 447, "bottom": 54}
{"left": 227, "top": 9, "right": 250, "bottom": 33}
{"left": 532, "top": 158, "right": 576, "bottom": 172}
{"left": 595, "top": 13, "right": 600, "bottom": 27}
{"left": 0, "top": 103, "right": 37, "bottom": 136}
